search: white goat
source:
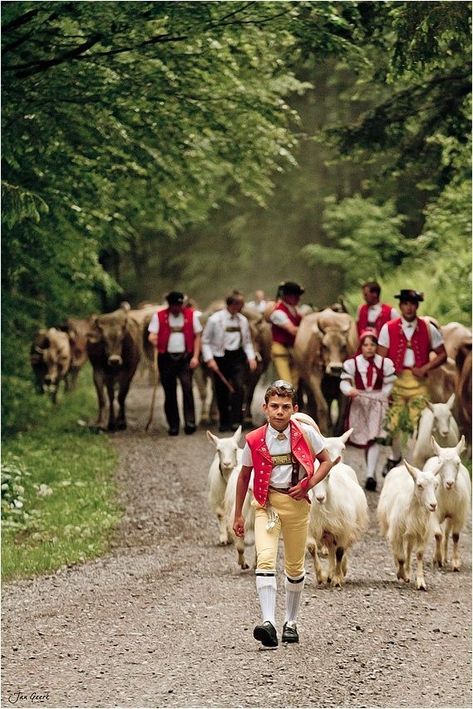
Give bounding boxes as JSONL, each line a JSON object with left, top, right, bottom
{"left": 207, "top": 427, "right": 255, "bottom": 569}
{"left": 424, "top": 436, "right": 471, "bottom": 571}
{"left": 307, "top": 463, "right": 368, "bottom": 587}
{"left": 291, "top": 412, "right": 353, "bottom": 463}
{"left": 412, "top": 394, "right": 460, "bottom": 468}
{"left": 377, "top": 460, "right": 441, "bottom": 590}
{"left": 207, "top": 427, "right": 243, "bottom": 546}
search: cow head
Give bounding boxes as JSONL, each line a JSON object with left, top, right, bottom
{"left": 317, "top": 326, "right": 352, "bottom": 376}
{"left": 88, "top": 311, "right": 128, "bottom": 367}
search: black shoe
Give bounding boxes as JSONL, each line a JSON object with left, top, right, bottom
{"left": 168, "top": 428, "right": 179, "bottom": 437}
{"left": 282, "top": 622, "right": 299, "bottom": 644}
{"left": 253, "top": 621, "right": 278, "bottom": 647}
{"left": 184, "top": 424, "right": 196, "bottom": 435}
{"left": 382, "top": 458, "right": 401, "bottom": 477}
{"left": 365, "top": 476, "right": 377, "bottom": 492}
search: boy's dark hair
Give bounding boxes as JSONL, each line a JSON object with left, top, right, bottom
{"left": 362, "top": 281, "right": 381, "bottom": 296}
{"left": 264, "top": 380, "right": 297, "bottom": 405}
{"left": 226, "top": 289, "right": 244, "bottom": 306}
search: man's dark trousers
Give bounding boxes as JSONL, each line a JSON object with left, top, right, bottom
{"left": 158, "top": 352, "right": 196, "bottom": 432}
{"left": 214, "top": 348, "right": 247, "bottom": 429}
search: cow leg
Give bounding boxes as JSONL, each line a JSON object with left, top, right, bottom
{"left": 433, "top": 532, "right": 444, "bottom": 568}
{"left": 92, "top": 370, "right": 108, "bottom": 429}
{"left": 106, "top": 378, "right": 117, "bottom": 431}
{"left": 115, "top": 376, "right": 131, "bottom": 430}
{"left": 308, "top": 374, "right": 330, "bottom": 434}
{"left": 331, "top": 546, "right": 345, "bottom": 587}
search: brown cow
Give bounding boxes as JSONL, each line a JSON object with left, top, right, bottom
{"left": 441, "top": 322, "right": 472, "bottom": 361}
{"left": 30, "top": 328, "right": 72, "bottom": 403}
{"left": 456, "top": 346, "right": 472, "bottom": 452}
{"left": 59, "top": 318, "right": 89, "bottom": 388}
{"left": 294, "top": 308, "right": 358, "bottom": 435}
{"left": 86, "top": 308, "right": 141, "bottom": 430}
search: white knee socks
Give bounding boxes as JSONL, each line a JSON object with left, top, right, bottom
{"left": 366, "top": 443, "right": 380, "bottom": 479}
{"left": 256, "top": 574, "right": 277, "bottom": 625}
{"left": 285, "top": 574, "right": 305, "bottom": 624}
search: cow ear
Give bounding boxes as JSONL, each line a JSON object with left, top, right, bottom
{"left": 446, "top": 393, "right": 455, "bottom": 410}
{"left": 87, "top": 316, "right": 101, "bottom": 343}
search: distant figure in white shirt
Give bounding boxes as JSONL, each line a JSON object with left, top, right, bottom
{"left": 356, "top": 281, "right": 398, "bottom": 338}
{"left": 202, "top": 290, "right": 257, "bottom": 432}
{"left": 340, "top": 329, "right": 396, "bottom": 491}
{"left": 247, "top": 289, "right": 268, "bottom": 314}
{"left": 377, "top": 289, "right": 447, "bottom": 475}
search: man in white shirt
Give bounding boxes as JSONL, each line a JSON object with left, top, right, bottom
{"left": 377, "top": 289, "right": 447, "bottom": 474}
{"left": 356, "top": 281, "right": 398, "bottom": 338}
{"left": 148, "top": 291, "right": 202, "bottom": 436}
{"left": 202, "top": 290, "right": 257, "bottom": 432}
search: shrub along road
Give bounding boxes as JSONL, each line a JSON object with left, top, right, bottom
{"left": 2, "top": 374, "right": 471, "bottom": 708}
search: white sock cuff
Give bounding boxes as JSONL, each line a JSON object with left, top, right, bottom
{"left": 256, "top": 572, "right": 277, "bottom": 590}
{"left": 285, "top": 573, "right": 305, "bottom": 588}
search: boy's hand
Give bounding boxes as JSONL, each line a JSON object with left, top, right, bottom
{"left": 233, "top": 516, "right": 245, "bottom": 537}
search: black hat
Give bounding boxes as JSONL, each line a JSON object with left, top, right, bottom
{"left": 394, "top": 289, "right": 424, "bottom": 303}
{"left": 166, "top": 291, "right": 185, "bottom": 305}
{"left": 281, "top": 281, "right": 305, "bottom": 296}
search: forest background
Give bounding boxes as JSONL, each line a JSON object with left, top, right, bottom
{"left": 2, "top": 0, "right": 471, "bottom": 427}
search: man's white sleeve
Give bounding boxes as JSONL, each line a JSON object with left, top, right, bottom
{"left": 148, "top": 312, "right": 159, "bottom": 334}
{"left": 242, "top": 443, "right": 253, "bottom": 467}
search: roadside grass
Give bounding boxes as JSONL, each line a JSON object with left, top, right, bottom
{"left": 2, "top": 367, "right": 121, "bottom": 582}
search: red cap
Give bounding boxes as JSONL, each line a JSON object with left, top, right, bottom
{"left": 359, "top": 328, "right": 378, "bottom": 344}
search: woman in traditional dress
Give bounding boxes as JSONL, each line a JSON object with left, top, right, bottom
{"left": 340, "top": 329, "right": 396, "bottom": 491}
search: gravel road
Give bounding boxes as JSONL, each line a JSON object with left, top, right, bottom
{"left": 2, "top": 374, "right": 471, "bottom": 709}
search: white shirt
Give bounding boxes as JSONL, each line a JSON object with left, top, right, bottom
{"left": 202, "top": 309, "right": 256, "bottom": 362}
{"left": 340, "top": 354, "right": 396, "bottom": 396}
{"left": 242, "top": 422, "right": 324, "bottom": 488}
{"left": 247, "top": 300, "right": 267, "bottom": 314}
{"left": 357, "top": 303, "right": 398, "bottom": 328}
{"left": 378, "top": 317, "right": 443, "bottom": 368}
{"left": 269, "top": 302, "right": 299, "bottom": 327}
{"left": 148, "top": 311, "right": 202, "bottom": 353}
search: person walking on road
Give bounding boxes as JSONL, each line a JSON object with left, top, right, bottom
{"left": 269, "top": 281, "right": 305, "bottom": 387}
{"left": 377, "top": 289, "right": 447, "bottom": 475}
{"left": 148, "top": 291, "right": 202, "bottom": 436}
{"left": 202, "top": 290, "right": 257, "bottom": 432}
{"left": 340, "top": 329, "right": 396, "bottom": 491}
{"left": 233, "top": 380, "right": 335, "bottom": 648}
{"left": 356, "top": 281, "right": 398, "bottom": 338}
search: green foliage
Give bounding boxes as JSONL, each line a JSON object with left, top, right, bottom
{"left": 302, "top": 195, "right": 407, "bottom": 291}
{"left": 2, "top": 368, "right": 120, "bottom": 580}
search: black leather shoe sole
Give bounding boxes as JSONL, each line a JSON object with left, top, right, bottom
{"left": 365, "top": 477, "right": 377, "bottom": 492}
{"left": 253, "top": 622, "right": 278, "bottom": 647}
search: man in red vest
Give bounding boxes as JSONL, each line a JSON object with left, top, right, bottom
{"left": 233, "top": 380, "right": 335, "bottom": 648}
{"left": 356, "top": 280, "right": 398, "bottom": 337}
{"left": 269, "top": 281, "right": 305, "bottom": 387}
{"left": 148, "top": 291, "right": 202, "bottom": 436}
{"left": 377, "top": 289, "right": 447, "bottom": 475}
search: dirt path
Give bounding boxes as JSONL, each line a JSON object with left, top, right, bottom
{"left": 2, "top": 375, "right": 471, "bottom": 708}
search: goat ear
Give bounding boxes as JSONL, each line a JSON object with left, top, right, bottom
{"left": 431, "top": 436, "right": 442, "bottom": 456}
{"left": 207, "top": 430, "right": 219, "bottom": 446}
{"left": 446, "top": 393, "right": 455, "bottom": 410}
{"left": 456, "top": 435, "right": 466, "bottom": 455}
{"left": 341, "top": 428, "right": 353, "bottom": 443}
{"left": 426, "top": 401, "right": 435, "bottom": 413}
{"left": 404, "top": 460, "right": 418, "bottom": 481}
{"left": 232, "top": 425, "right": 242, "bottom": 442}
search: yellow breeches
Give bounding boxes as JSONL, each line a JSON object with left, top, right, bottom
{"left": 386, "top": 369, "right": 429, "bottom": 435}
{"left": 271, "top": 342, "right": 300, "bottom": 388}
{"left": 252, "top": 491, "right": 310, "bottom": 579}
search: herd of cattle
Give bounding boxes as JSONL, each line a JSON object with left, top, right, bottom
{"left": 30, "top": 301, "right": 472, "bottom": 447}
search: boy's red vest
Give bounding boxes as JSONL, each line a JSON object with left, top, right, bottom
{"left": 271, "top": 302, "right": 302, "bottom": 348}
{"left": 156, "top": 308, "right": 195, "bottom": 354}
{"left": 357, "top": 303, "right": 393, "bottom": 336}
{"left": 246, "top": 420, "right": 315, "bottom": 505}
{"left": 387, "top": 317, "right": 430, "bottom": 374}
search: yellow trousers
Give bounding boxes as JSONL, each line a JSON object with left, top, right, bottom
{"left": 253, "top": 491, "right": 310, "bottom": 579}
{"left": 386, "top": 369, "right": 428, "bottom": 435}
{"left": 271, "top": 342, "right": 300, "bottom": 388}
